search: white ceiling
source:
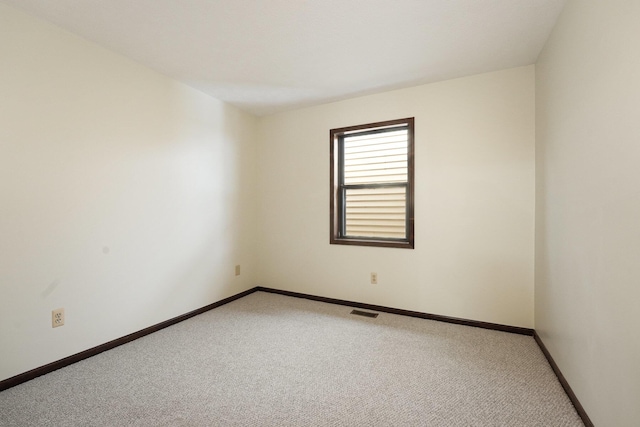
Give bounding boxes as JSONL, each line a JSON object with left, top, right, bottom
{"left": 3, "top": 0, "right": 566, "bottom": 116}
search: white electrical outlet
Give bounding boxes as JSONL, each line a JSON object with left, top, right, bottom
{"left": 52, "top": 308, "right": 64, "bottom": 328}
{"left": 235, "top": 265, "right": 241, "bottom": 276}
{"left": 371, "top": 272, "right": 378, "bottom": 285}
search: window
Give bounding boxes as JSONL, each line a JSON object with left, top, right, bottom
{"left": 330, "top": 118, "right": 414, "bottom": 249}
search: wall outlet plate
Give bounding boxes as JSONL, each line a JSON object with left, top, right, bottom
{"left": 235, "top": 265, "right": 240, "bottom": 276}
{"left": 52, "top": 308, "right": 64, "bottom": 328}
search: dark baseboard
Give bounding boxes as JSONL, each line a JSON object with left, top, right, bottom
{"left": 256, "top": 286, "right": 534, "bottom": 336}
{"left": 261, "top": 287, "right": 594, "bottom": 424}
{"left": 533, "top": 332, "right": 594, "bottom": 427}
{"left": 0, "top": 287, "right": 260, "bottom": 392}
{"left": 1, "top": 284, "right": 593, "bottom": 427}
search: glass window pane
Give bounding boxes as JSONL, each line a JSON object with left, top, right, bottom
{"left": 343, "top": 129, "right": 408, "bottom": 185}
{"left": 344, "top": 186, "right": 406, "bottom": 239}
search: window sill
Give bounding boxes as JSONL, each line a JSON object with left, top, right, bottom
{"left": 330, "top": 237, "right": 414, "bottom": 249}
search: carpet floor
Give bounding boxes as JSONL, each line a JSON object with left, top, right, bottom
{"left": 0, "top": 291, "right": 584, "bottom": 426}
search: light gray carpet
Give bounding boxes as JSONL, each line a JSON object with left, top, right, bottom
{"left": 0, "top": 291, "right": 584, "bottom": 426}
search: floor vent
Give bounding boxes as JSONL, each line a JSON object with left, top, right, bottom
{"left": 350, "top": 309, "right": 379, "bottom": 318}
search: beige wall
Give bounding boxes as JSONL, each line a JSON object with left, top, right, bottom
{"left": 0, "top": 4, "right": 259, "bottom": 382}
{"left": 535, "top": 0, "right": 640, "bottom": 425}
{"left": 257, "top": 66, "right": 536, "bottom": 328}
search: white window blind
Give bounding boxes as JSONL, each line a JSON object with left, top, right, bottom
{"left": 342, "top": 128, "right": 408, "bottom": 239}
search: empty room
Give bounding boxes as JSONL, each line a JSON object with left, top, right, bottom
{"left": 1, "top": 0, "right": 638, "bottom": 425}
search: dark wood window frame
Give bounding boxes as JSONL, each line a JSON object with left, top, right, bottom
{"left": 330, "top": 117, "right": 414, "bottom": 249}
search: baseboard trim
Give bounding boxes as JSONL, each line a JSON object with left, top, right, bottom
{"left": 256, "top": 286, "right": 534, "bottom": 336}
{"left": 533, "top": 332, "right": 594, "bottom": 427}
{"left": 0, "top": 287, "right": 259, "bottom": 392}
{"left": 1, "top": 285, "right": 593, "bottom": 427}
{"left": 261, "top": 287, "right": 594, "bottom": 424}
